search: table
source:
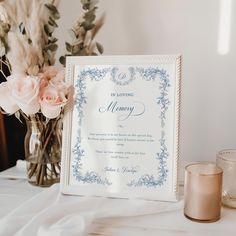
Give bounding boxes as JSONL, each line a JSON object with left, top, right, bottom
{"left": 0, "top": 163, "right": 236, "bottom": 236}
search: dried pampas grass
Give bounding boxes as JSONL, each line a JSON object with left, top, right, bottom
{"left": 7, "top": 31, "right": 40, "bottom": 75}
{"left": 1, "top": 0, "right": 58, "bottom": 75}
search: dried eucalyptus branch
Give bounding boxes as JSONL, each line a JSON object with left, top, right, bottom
{"left": 59, "top": 0, "right": 104, "bottom": 66}
{"left": 43, "top": 2, "right": 60, "bottom": 66}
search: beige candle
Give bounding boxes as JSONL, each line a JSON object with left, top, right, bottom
{"left": 184, "top": 162, "right": 223, "bottom": 222}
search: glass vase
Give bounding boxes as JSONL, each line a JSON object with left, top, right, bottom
{"left": 216, "top": 149, "right": 236, "bottom": 208}
{"left": 24, "top": 116, "right": 62, "bottom": 187}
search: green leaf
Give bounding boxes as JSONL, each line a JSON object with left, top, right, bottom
{"left": 19, "top": 22, "right": 23, "bottom": 31}
{"left": 48, "top": 16, "right": 58, "bottom": 27}
{"left": 72, "top": 44, "right": 80, "bottom": 54}
{"left": 44, "top": 24, "right": 54, "bottom": 36}
{"left": 52, "top": 11, "right": 60, "bottom": 20}
{"left": 81, "top": 0, "right": 99, "bottom": 10}
{"left": 84, "top": 12, "right": 96, "bottom": 23}
{"left": 96, "top": 42, "right": 103, "bottom": 54}
{"left": 19, "top": 22, "right": 26, "bottom": 35}
{"left": 45, "top": 3, "right": 57, "bottom": 12}
{"left": 82, "top": 3, "right": 90, "bottom": 10}
{"left": 45, "top": 3, "right": 60, "bottom": 19}
{"left": 44, "top": 43, "right": 58, "bottom": 52}
{"left": 65, "top": 42, "right": 72, "bottom": 52}
{"left": 59, "top": 56, "right": 66, "bottom": 66}
{"left": 49, "top": 37, "right": 58, "bottom": 44}
{"left": 81, "top": 21, "right": 95, "bottom": 31}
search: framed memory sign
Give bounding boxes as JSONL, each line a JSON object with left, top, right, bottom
{"left": 61, "top": 55, "right": 181, "bottom": 201}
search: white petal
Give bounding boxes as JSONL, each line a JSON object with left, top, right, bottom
{"left": 41, "top": 104, "right": 61, "bottom": 119}
{"left": 0, "top": 82, "right": 19, "bottom": 114}
{"left": 17, "top": 98, "right": 40, "bottom": 115}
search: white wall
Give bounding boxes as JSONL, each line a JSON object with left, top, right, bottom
{"left": 57, "top": 0, "right": 236, "bottom": 164}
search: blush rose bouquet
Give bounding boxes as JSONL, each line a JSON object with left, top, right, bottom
{"left": 0, "top": 67, "right": 68, "bottom": 119}
{"left": 0, "top": 0, "right": 104, "bottom": 186}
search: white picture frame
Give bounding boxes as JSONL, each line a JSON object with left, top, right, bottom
{"left": 61, "top": 55, "right": 181, "bottom": 201}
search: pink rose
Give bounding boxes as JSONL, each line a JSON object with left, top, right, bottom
{"left": 7, "top": 75, "right": 40, "bottom": 115}
{"left": 39, "top": 84, "right": 67, "bottom": 119}
{"left": 0, "top": 82, "right": 19, "bottom": 114}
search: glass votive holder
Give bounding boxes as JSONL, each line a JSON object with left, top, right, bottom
{"left": 184, "top": 162, "right": 223, "bottom": 222}
{"left": 216, "top": 149, "right": 236, "bottom": 208}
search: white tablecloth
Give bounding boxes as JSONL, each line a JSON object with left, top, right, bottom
{"left": 1, "top": 168, "right": 236, "bottom": 236}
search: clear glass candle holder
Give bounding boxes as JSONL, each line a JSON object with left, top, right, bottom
{"left": 216, "top": 149, "right": 236, "bottom": 208}
{"left": 184, "top": 162, "right": 223, "bottom": 222}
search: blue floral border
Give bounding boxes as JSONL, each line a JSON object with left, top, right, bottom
{"left": 127, "top": 67, "right": 170, "bottom": 187}
{"left": 72, "top": 66, "right": 171, "bottom": 187}
{"left": 72, "top": 68, "right": 112, "bottom": 186}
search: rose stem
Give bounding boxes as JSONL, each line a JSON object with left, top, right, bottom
{"left": 28, "top": 163, "right": 38, "bottom": 179}
{"left": 36, "top": 164, "right": 42, "bottom": 185}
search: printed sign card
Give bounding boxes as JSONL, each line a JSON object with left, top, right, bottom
{"left": 61, "top": 55, "right": 181, "bottom": 201}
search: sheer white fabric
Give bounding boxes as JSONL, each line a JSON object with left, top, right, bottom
{"left": 1, "top": 180, "right": 236, "bottom": 236}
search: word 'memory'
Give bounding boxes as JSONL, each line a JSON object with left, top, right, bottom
{"left": 99, "top": 101, "right": 145, "bottom": 121}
